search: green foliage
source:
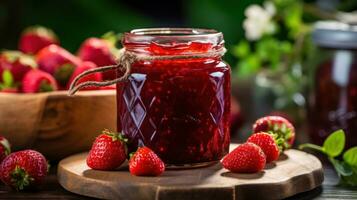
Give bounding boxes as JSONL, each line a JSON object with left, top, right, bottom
{"left": 344, "top": 147, "right": 357, "bottom": 166}
{"left": 233, "top": 0, "right": 309, "bottom": 78}
{"left": 323, "top": 130, "right": 345, "bottom": 157}
{"left": 299, "top": 130, "right": 357, "bottom": 187}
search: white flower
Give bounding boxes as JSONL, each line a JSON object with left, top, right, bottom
{"left": 264, "top": 1, "right": 276, "bottom": 16}
{"left": 243, "top": 1, "right": 276, "bottom": 41}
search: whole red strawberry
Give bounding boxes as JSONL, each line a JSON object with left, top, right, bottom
{"left": 22, "top": 69, "right": 58, "bottom": 93}
{"left": 0, "top": 51, "right": 36, "bottom": 82}
{"left": 253, "top": 116, "right": 295, "bottom": 149}
{"left": 19, "top": 26, "right": 59, "bottom": 54}
{"left": 247, "top": 132, "right": 281, "bottom": 163}
{"left": 77, "top": 37, "right": 117, "bottom": 80}
{"left": 0, "top": 136, "right": 11, "bottom": 162}
{"left": 221, "top": 142, "right": 266, "bottom": 173}
{"left": 0, "top": 150, "right": 48, "bottom": 191}
{"left": 129, "top": 146, "right": 165, "bottom": 176}
{"left": 37, "top": 44, "right": 80, "bottom": 87}
{"left": 87, "top": 130, "right": 127, "bottom": 170}
{"left": 67, "top": 61, "right": 102, "bottom": 90}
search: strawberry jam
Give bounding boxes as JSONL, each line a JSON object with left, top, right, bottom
{"left": 117, "top": 28, "right": 230, "bottom": 166}
{"left": 308, "top": 22, "right": 357, "bottom": 148}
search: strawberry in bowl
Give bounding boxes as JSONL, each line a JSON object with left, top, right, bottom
{"left": 0, "top": 51, "right": 36, "bottom": 83}
{"left": 18, "top": 26, "right": 59, "bottom": 55}
{"left": 22, "top": 69, "right": 58, "bottom": 93}
{"left": 78, "top": 34, "right": 118, "bottom": 80}
{"left": 67, "top": 61, "right": 102, "bottom": 90}
{"left": 37, "top": 44, "right": 80, "bottom": 88}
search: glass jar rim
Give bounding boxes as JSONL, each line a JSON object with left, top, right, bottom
{"left": 123, "top": 28, "right": 224, "bottom": 45}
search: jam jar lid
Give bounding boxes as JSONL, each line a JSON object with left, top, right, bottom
{"left": 312, "top": 21, "right": 357, "bottom": 49}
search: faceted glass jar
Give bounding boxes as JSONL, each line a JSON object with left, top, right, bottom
{"left": 307, "top": 21, "right": 357, "bottom": 148}
{"left": 116, "top": 28, "right": 231, "bottom": 167}
{"left": 307, "top": 48, "right": 357, "bottom": 148}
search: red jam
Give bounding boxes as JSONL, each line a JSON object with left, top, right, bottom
{"left": 308, "top": 52, "right": 357, "bottom": 148}
{"left": 116, "top": 29, "right": 230, "bottom": 165}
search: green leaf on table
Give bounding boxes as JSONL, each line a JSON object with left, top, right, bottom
{"left": 329, "top": 157, "right": 353, "bottom": 176}
{"left": 340, "top": 166, "right": 357, "bottom": 187}
{"left": 323, "top": 129, "right": 345, "bottom": 157}
{"left": 343, "top": 147, "right": 357, "bottom": 166}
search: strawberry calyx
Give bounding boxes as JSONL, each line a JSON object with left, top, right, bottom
{"left": 0, "top": 70, "right": 17, "bottom": 91}
{"left": 101, "top": 32, "right": 121, "bottom": 59}
{"left": 0, "top": 138, "right": 11, "bottom": 156}
{"left": 102, "top": 129, "right": 128, "bottom": 143}
{"left": 2, "top": 51, "right": 37, "bottom": 68}
{"left": 39, "top": 80, "right": 55, "bottom": 92}
{"left": 23, "top": 25, "right": 59, "bottom": 42}
{"left": 268, "top": 122, "right": 293, "bottom": 149}
{"left": 268, "top": 132, "right": 285, "bottom": 152}
{"left": 54, "top": 63, "right": 75, "bottom": 86}
{"left": 10, "top": 166, "right": 34, "bottom": 191}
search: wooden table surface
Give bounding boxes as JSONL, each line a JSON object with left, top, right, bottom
{"left": 0, "top": 164, "right": 356, "bottom": 200}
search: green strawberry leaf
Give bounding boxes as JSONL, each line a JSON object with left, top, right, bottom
{"left": 323, "top": 129, "right": 345, "bottom": 157}
{"left": 343, "top": 147, "right": 357, "bottom": 167}
{"left": 329, "top": 157, "right": 353, "bottom": 176}
{"left": 2, "top": 70, "right": 14, "bottom": 87}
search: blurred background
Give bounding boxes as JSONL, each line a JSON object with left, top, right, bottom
{"left": 1, "top": 0, "right": 357, "bottom": 148}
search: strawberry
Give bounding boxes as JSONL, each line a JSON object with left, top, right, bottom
{"left": 247, "top": 132, "right": 281, "bottom": 163}
{"left": 253, "top": 116, "right": 295, "bottom": 149}
{"left": 221, "top": 142, "right": 266, "bottom": 173}
{"left": 87, "top": 129, "right": 127, "bottom": 170}
{"left": 0, "top": 136, "right": 11, "bottom": 163}
{"left": 19, "top": 26, "right": 59, "bottom": 54}
{"left": 0, "top": 51, "right": 36, "bottom": 82}
{"left": 77, "top": 35, "right": 118, "bottom": 80}
{"left": 0, "top": 150, "right": 48, "bottom": 191}
{"left": 129, "top": 146, "right": 165, "bottom": 176}
{"left": 67, "top": 61, "right": 102, "bottom": 90}
{"left": 100, "top": 84, "right": 116, "bottom": 90}
{"left": 22, "top": 69, "right": 58, "bottom": 93}
{"left": 37, "top": 44, "right": 80, "bottom": 87}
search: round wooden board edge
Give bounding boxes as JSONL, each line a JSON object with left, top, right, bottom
{"left": 57, "top": 149, "right": 324, "bottom": 200}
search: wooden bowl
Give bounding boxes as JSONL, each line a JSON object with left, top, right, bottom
{"left": 0, "top": 90, "right": 116, "bottom": 161}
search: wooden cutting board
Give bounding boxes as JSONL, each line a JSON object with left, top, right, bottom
{"left": 57, "top": 144, "right": 324, "bottom": 200}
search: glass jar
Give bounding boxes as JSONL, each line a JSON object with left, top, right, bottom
{"left": 116, "top": 28, "right": 231, "bottom": 167}
{"left": 308, "top": 21, "right": 357, "bottom": 148}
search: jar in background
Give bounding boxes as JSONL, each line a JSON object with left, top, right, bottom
{"left": 308, "top": 21, "right": 357, "bottom": 147}
{"left": 117, "top": 28, "right": 231, "bottom": 167}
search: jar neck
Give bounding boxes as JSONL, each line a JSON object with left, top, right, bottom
{"left": 122, "top": 28, "right": 225, "bottom": 57}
